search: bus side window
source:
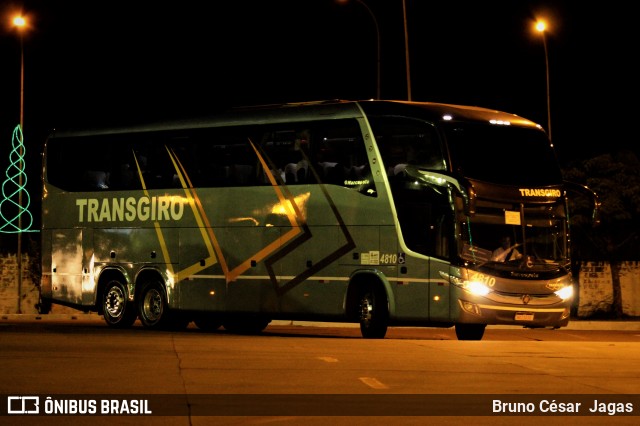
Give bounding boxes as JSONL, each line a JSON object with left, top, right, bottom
{"left": 111, "top": 162, "right": 134, "bottom": 190}
{"left": 82, "top": 170, "right": 110, "bottom": 190}
{"left": 324, "top": 162, "right": 346, "bottom": 185}
{"left": 372, "top": 117, "right": 445, "bottom": 174}
{"left": 229, "top": 164, "right": 254, "bottom": 186}
{"left": 287, "top": 130, "right": 311, "bottom": 184}
{"left": 254, "top": 120, "right": 373, "bottom": 194}
{"left": 260, "top": 125, "right": 308, "bottom": 185}
{"left": 313, "top": 120, "right": 375, "bottom": 196}
{"left": 235, "top": 148, "right": 257, "bottom": 186}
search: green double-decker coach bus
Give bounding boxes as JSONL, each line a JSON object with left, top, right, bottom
{"left": 39, "top": 100, "right": 596, "bottom": 340}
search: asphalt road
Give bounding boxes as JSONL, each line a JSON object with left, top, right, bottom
{"left": 1, "top": 317, "right": 639, "bottom": 425}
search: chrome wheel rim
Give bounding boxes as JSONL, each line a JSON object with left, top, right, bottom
{"left": 105, "top": 285, "right": 125, "bottom": 319}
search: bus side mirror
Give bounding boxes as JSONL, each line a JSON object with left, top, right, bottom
{"left": 454, "top": 181, "right": 476, "bottom": 217}
{"left": 563, "top": 180, "right": 600, "bottom": 227}
{"left": 450, "top": 182, "right": 475, "bottom": 217}
{"left": 592, "top": 197, "right": 601, "bottom": 227}
{"left": 466, "top": 186, "right": 476, "bottom": 216}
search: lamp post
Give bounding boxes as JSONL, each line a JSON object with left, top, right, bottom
{"left": 338, "top": 0, "right": 381, "bottom": 99}
{"left": 13, "top": 15, "right": 26, "bottom": 128}
{"left": 402, "top": 0, "right": 411, "bottom": 101}
{"left": 12, "top": 14, "right": 27, "bottom": 314}
{"left": 536, "top": 20, "right": 552, "bottom": 143}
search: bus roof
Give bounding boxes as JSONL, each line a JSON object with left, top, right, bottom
{"left": 47, "top": 99, "right": 541, "bottom": 139}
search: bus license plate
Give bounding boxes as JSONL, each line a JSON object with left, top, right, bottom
{"left": 515, "top": 312, "right": 534, "bottom": 321}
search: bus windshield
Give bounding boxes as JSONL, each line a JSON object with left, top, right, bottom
{"left": 458, "top": 199, "right": 569, "bottom": 272}
{"left": 369, "top": 114, "right": 569, "bottom": 272}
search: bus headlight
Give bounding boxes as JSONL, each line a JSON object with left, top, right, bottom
{"left": 465, "top": 280, "right": 491, "bottom": 296}
{"left": 452, "top": 279, "right": 491, "bottom": 296}
{"left": 446, "top": 272, "right": 491, "bottom": 296}
{"left": 554, "top": 285, "right": 574, "bottom": 301}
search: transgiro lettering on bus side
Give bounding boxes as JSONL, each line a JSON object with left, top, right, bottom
{"left": 75, "top": 196, "right": 186, "bottom": 223}
{"left": 518, "top": 188, "right": 562, "bottom": 198}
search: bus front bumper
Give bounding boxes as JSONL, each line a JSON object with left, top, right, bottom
{"left": 456, "top": 298, "right": 571, "bottom": 328}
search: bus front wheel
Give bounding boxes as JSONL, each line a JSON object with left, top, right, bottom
{"left": 137, "top": 280, "right": 168, "bottom": 329}
{"left": 358, "top": 286, "right": 388, "bottom": 339}
{"left": 454, "top": 323, "right": 486, "bottom": 340}
{"left": 102, "top": 279, "right": 137, "bottom": 328}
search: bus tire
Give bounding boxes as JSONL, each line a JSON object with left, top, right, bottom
{"left": 137, "top": 280, "right": 169, "bottom": 329}
{"left": 102, "top": 279, "right": 137, "bottom": 328}
{"left": 358, "top": 286, "right": 388, "bottom": 339}
{"left": 455, "top": 323, "right": 486, "bottom": 341}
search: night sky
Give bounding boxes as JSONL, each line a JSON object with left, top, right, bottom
{"left": 0, "top": 0, "right": 637, "bottom": 173}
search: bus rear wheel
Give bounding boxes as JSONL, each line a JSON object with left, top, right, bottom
{"left": 137, "top": 280, "right": 169, "bottom": 330}
{"left": 102, "top": 279, "right": 137, "bottom": 328}
{"left": 358, "top": 286, "right": 388, "bottom": 339}
{"left": 455, "top": 323, "right": 486, "bottom": 340}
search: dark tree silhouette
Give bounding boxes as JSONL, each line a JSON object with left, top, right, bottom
{"left": 563, "top": 150, "right": 640, "bottom": 318}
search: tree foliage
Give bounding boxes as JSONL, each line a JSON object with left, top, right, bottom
{"left": 563, "top": 150, "right": 640, "bottom": 260}
{"left": 563, "top": 150, "right": 640, "bottom": 318}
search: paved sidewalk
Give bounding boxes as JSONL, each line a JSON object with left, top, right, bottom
{"left": 2, "top": 313, "right": 640, "bottom": 331}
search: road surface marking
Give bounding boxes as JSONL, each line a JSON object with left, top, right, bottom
{"left": 359, "top": 377, "right": 388, "bottom": 389}
{"left": 318, "top": 356, "right": 339, "bottom": 363}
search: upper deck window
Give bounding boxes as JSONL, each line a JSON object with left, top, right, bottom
{"left": 45, "top": 118, "right": 376, "bottom": 197}
{"left": 444, "top": 123, "right": 561, "bottom": 186}
{"left": 367, "top": 116, "right": 445, "bottom": 176}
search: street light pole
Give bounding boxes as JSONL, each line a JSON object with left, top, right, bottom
{"left": 12, "top": 14, "right": 26, "bottom": 314}
{"left": 402, "top": 0, "right": 411, "bottom": 101}
{"left": 536, "top": 20, "right": 552, "bottom": 143}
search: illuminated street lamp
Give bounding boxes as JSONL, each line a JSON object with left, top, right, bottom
{"left": 338, "top": 0, "right": 381, "bottom": 99}
{"left": 12, "top": 13, "right": 27, "bottom": 314}
{"left": 13, "top": 15, "right": 26, "bottom": 128}
{"left": 536, "top": 20, "right": 552, "bottom": 143}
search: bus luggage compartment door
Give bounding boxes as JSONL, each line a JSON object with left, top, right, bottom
{"left": 51, "top": 228, "right": 87, "bottom": 306}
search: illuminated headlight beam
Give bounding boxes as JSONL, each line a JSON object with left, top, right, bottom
{"left": 465, "top": 280, "right": 491, "bottom": 296}
{"left": 451, "top": 278, "right": 491, "bottom": 297}
{"left": 554, "top": 285, "right": 574, "bottom": 301}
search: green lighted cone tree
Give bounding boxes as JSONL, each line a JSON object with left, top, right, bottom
{"left": 0, "top": 124, "right": 35, "bottom": 233}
